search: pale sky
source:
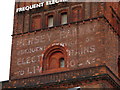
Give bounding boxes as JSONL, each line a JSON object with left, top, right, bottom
{"left": 0, "top": 0, "right": 15, "bottom": 82}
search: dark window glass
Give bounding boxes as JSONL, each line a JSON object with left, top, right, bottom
{"left": 59, "top": 58, "right": 65, "bottom": 68}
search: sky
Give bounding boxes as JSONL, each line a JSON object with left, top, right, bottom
{"left": 0, "top": 0, "right": 15, "bottom": 82}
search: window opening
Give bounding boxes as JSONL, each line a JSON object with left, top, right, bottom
{"left": 59, "top": 58, "right": 65, "bottom": 68}
{"left": 48, "top": 15, "right": 54, "bottom": 27}
{"left": 61, "top": 12, "right": 67, "bottom": 24}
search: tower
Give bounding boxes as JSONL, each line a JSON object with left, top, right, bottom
{"left": 2, "top": 0, "right": 120, "bottom": 89}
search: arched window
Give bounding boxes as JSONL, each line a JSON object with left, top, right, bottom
{"left": 49, "top": 51, "right": 64, "bottom": 70}
{"left": 58, "top": 9, "right": 68, "bottom": 25}
{"left": 42, "top": 45, "right": 67, "bottom": 73}
{"left": 45, "top": 12, "right": 55, "bottom": 28}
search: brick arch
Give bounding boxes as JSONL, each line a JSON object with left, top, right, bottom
{"left": 42, "top": 45, "right": 68, "bottom": 73}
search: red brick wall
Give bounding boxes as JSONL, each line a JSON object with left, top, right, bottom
{"left": 104, "top": 22, "right": 119, "bottom": 77}
{"left": 10, "top": 2, "right": 120, "bottom": 80}
{"left": 105, "top": 2, "right": 120, "bottom": 34}
{"left": 10, "top": 18, "right": 119, "bottom": 80}
{"left": 31, "top": 15, "right": 42, "bottom": 31}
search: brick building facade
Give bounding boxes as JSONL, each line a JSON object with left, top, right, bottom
{"left": 2, "top": 1, "right": 120, "bottom": 89}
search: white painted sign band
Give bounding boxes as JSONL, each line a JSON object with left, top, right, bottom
{"left": 16, "top": 0, "right": 68, "bottom": 13}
